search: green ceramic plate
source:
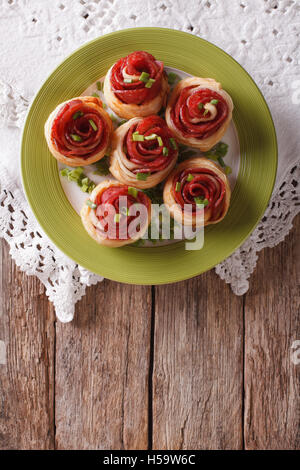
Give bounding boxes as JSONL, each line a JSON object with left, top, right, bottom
{"left": 21, "top": 28, "right": 277, "bottom": 284}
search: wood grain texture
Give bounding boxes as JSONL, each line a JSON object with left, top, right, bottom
{"left": 55, "top": 280, "right": 152, "bottom": 450}
{"left": 152, "top": 273, "right": 244, "bottom": 450}
{"left": 244, "top": 214, "right": 300, "bottom": 450}
{"left": 0, "top": 239, "right": 55, "bottom": 450}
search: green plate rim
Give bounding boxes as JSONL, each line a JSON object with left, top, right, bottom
{"left": 21, "top": 27, "right": 278, "bottom": 285}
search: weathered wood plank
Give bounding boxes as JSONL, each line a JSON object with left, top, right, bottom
{"left": 0, "top": 239, "right": 55, "bottom": 450}
{"left": 55, "top": 280, "right": 152, "bottom": 450}
{"left": 244, "top": 214, "right": 300, "bottom": 450}
{"left": 152, "top": 273, "right": 244, "bottom": 449}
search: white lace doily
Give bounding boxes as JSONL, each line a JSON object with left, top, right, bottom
{"left": 0, "top": 0, "right": 299, "bottom": 322}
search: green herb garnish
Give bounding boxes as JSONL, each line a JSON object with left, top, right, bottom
{"left": 96, "top": 81, "right": 103, "bottom": 91}
{"left": 92, "top": 92, "right": 100, "bottom": 98}
{"left": 187, "top": 173, "right": 194, "bottom": 182}
{"left": 92, "top": 156, "right": 110, "bottom": 176}
{"left": 163, "top": 146, "right": 169, "bottom": 156}
{"left": 139, "top": 71, "right": 150, "bottom": 83}
{"left": 194, "top": 197, "right": 209, "bottom": 207}
{"left": 132, "top": 133, "right": 144, "bottom": 142}
{"left": 71, "top": 134, "right": 82, "bottom": 142}
{"left": 145, "top": 133, "right": 157, "bottom": 141}
{"left": 73, "top": 111, "right": 83, "bottom": 120}
{"left": 169, "top": 137, "right": 177, "bottom": 150}
{"left": 145, "top": 78, "right": 155, "bottom": 88}
{"left": 198, "top": 103, "right": 204, "bottom": 110}
{"left": 175, "top": 182, "right": 181, "bottom": 192}
{"left": 211, "top": 99, "right": 219, "bottom": 105}
{"left": 136, "top": 172, "right": 148, "bottom": 181}
{"left": 217, "top": 156, "right": 226, "bottom": 167}
{"left": 128, "top": 187, "right": 138, "bottom": 198}
{"left": 86, "top": 200, "right": 97, "bottom": 209}
{"left": 167, "top": 72, "right": 179, "bottom": 85}
{"left": 89, "top": 119, "right": 98, "bottom": 131}
{"left": 157, "top": 136, "right": 163, "bottom": 147}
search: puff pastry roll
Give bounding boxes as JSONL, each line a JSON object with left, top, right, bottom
{"left": 110, "top": 115, "right": 178, "bottom": 189}
{"left": 103, "top": 51, "right": 169, "bottom": 119}
{"left": 163, "top": 157, "right": 231, "bottom": 227}
{"left": 165, "top": 77, "right": 233, "bottom": 151}
{"left": 81, "top": 181, "right": 151, "bottom": 247}
{"left": 45, "top": 96, "right": 113, "bottom": 167}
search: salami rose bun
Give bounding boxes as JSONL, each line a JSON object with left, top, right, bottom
{"left": 44, "top": 96, "right": 113, "bottom": 167}
{"left": 163, "top": 157, "right": 231, "bottom": 227}
{"left": 165, "top": 77, "right": 233, "bottom": 151}
{"left": 104, "top": 51, "right": 169, "bottom": 119}
{"left": 110, "top": 115, "right": 178, "bottom": 189}
{"left": 81, "top": 180, "right": 151, "bottom": 247}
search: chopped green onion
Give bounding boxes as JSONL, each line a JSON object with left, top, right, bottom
{"left": 120, "top": 206, "right": 129, "bottom": 216}
{"left": 136, "top": 172, "right": 148, "bottom": 181}
{"left": 102, "top": 102, "right": 107, "bottom": 109}
{"left": 218, "top": 156, "right": 226, "bottom": 167}
{"left": 73, "top": 111, "right": 83, "bottom": 120}
{"left": 157, "top": 136, "right": 163, "bottom": 146}
{"left": 96, "top": 81, "right": 103, "bottom": 91}
{"left": 203, "top": 109, "right": 209, "bottom": 116}
{"left": 225, "top": 166, "right": 232, "bottom": 175}
{"left": 145, "top": 133, "right": 157, "bottom": 141}
{"left": 139, "top": 71, "right": 150, "bottom": 83}
{"left": 178, "top": 150, "right": 197, "bottom": 162}
{"left": 81, "top": 177, "right": 89, "bottom": 185}
{"left": 71, "top": 134, "right": 82, "bottom": 142}
{"left": 89, "top": 119, "right": 98, "bottom": 131}
{"left": 175, "top": 182, "right": 181, "bottom": 192}
{"left": 145, "top": 78, "right": 155, "bottom": 88}
{"left": 132, "top": 133, "right": 145, "bottom": 142}
{"left": 169, "top": 137, "right": 177, "bottom": 150}
{"left": 81, "top": 184, "right": 89, "bottom": 193}
{"left": 86, "top": 200, "right": 97, "bottom": 209}
{"left": 93, "top": 157, "right": 110, "bottom": 176}
{"left": 198, "top": 103, "right": 204, "bottom": 110}
{"left": 187, "top": 173, "right": 194, "bottom": 182}
{"left": 204, "top": 153, "right": 218, "bottom": 161}
{"left": 194, "top": 197, "right": 209, "bottom": 207}
{"left": 109, "top": 114, "right": 118, "bottom": 122}
{"left": 163, "top": 146, "right": 169, "bottom": 156}
{"left": 211, "top": 99, "right": 219, "bottom": 105}
{"left": 117, "top": 119, "right": 127, "bottom": 127}
{"left": 124, "top": 78, "right": 133, "bottom": 83}
{"left": 68, "top": 167, "right": 83, "bottom": 180}
{"left": 92, "top": 92, "right": 100, "bottom": 98}
{"left": 88, "top": 182, "right": 96, "bottom": 193}
{"left": 167, "top": 72, "right": 179, "bottom": 85}
{"left": 128, "top": 187, "right": 138, "bottom": 198}
{"left": 114, "top": 213, "right": 121, "bottom": 223}
{"left": 60, "top": 168, "right": 70, "bottom": 177}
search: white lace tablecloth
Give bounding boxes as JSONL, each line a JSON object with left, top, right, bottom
{"left": 0, "top": 0, "right": 299, "bottom": 322}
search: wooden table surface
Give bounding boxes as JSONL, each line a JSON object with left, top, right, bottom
{"left": 0, "top": 215, "right": 299, "bottom": 450}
